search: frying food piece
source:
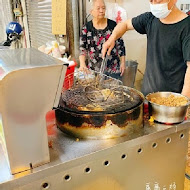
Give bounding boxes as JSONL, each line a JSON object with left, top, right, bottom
{"left": 150, "top": 94, "right": 188, "bottom": 106}
{"left": 101, "top": 89, "right": 115, "bottom": 100}
{"left": 78, "top": 104, "right": 103, "bottom": 111}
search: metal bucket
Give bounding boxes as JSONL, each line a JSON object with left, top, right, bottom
{"left": 122, "top": 60, "right": 138, "bottom": 87}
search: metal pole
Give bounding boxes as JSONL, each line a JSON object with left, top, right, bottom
{"left": 20, "top": 0, "right": 31, "bottom": 48}
{"left": 71, "top": 0, "right": 80, "bottom": 62}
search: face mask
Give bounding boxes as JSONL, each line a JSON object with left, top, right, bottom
{"left": 150, "top": 1, "right": 172, "bottom": 19}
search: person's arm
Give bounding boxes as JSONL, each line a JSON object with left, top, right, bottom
{"left": 181, "top": 61, "right": 190, "bottom": 98}
{"left": 79, "top": 55, "right": 88, "bottom": 72}
{"left": 120, "top": 56, "right": 125, "bottom": 76}
{"left": 79, "top": 25, "right": 89, "bottom": 72}
{"left": 102, "top": 19, "right": 134, "bottom": 57}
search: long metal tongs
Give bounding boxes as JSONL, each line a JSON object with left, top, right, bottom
{"left": 99, "top": 52, "right": 107, "bottom": 75}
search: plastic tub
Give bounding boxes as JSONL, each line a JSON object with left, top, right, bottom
{"left": 63, "top": 61, "right": 77, "bottom": 90}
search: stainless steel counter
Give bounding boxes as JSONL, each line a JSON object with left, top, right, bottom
{"left": 0, "top": 119, "right": 190, "bottom": 190}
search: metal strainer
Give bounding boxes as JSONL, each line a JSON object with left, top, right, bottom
{"left": 61, "top": 70, "right": 136, "bottom": 112}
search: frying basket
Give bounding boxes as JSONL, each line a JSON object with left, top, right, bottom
{"left": 61, "top": 71, "right": 125, "bottom": 111}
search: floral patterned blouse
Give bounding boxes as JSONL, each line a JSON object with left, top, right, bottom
{"left": 79, "top": 19, "right": 126, "bottom": 74}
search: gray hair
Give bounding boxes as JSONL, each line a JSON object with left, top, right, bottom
{"left": 89, "top": 0, "right": 106, "bottom": 11}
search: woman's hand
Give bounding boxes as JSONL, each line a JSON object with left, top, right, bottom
{"left": 79, "top": 55, "right": 90, "bottom": 74}
{"left": 120, "top": 61, "right": 126, "bottom": 76}
{"left": 78, "top": 65, "right": 89, "bottom": 73}
{"left": 120, "top": 56, "right": 126, "bottom": 76}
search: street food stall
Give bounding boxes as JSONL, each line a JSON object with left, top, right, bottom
{"left": 0, "top": 48, "right": 189, "bottom": 190}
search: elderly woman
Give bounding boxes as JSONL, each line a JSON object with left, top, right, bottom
{"left": 79, "top": 0, "right": 126, "bottom": 80}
